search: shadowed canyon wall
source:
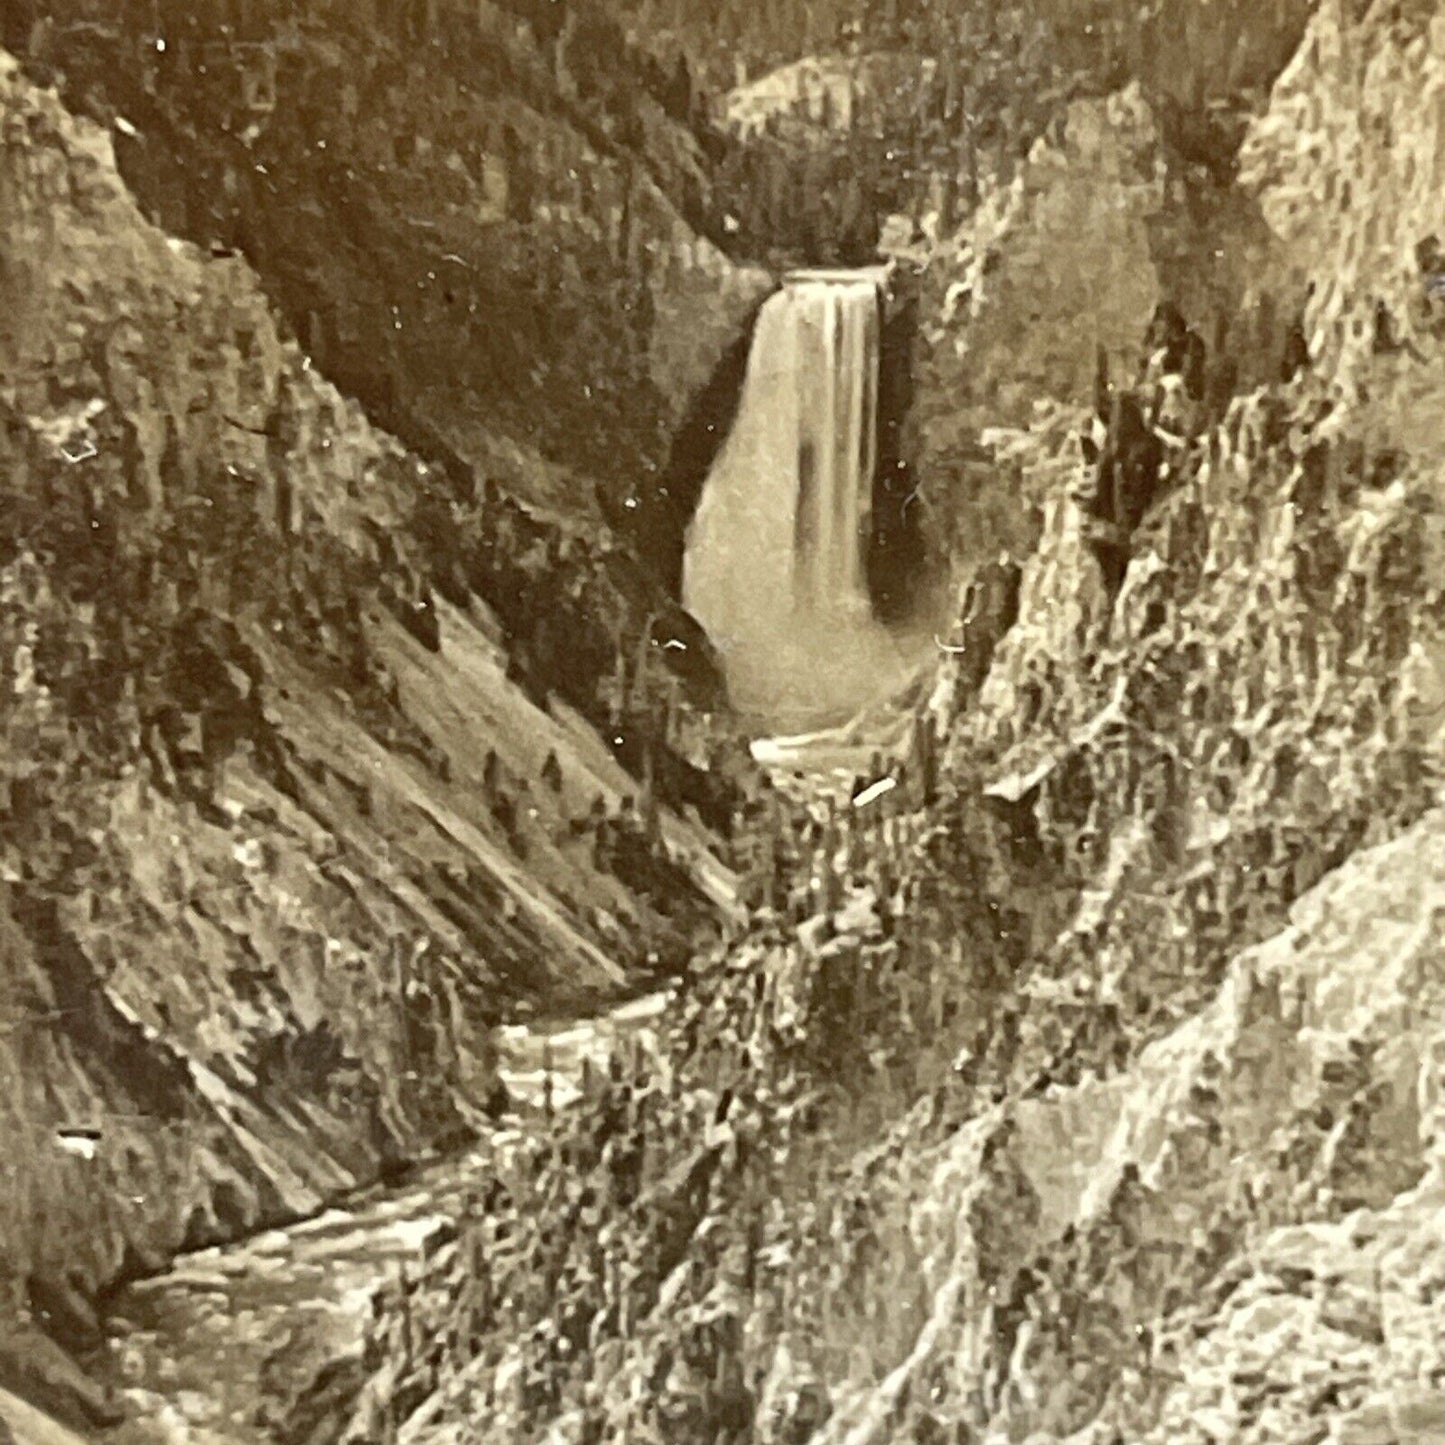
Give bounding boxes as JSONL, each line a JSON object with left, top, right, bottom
{"left": 0, "top": 48, "right": 746, "bottom": 1412}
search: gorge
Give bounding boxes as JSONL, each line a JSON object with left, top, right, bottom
{"left": 5, "top": 2, "right": 1445, "bottom": 1443}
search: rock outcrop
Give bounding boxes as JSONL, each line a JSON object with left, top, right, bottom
{"left": 902, "top": 80, "right": 1292, "bottom": 575}
{"left": 1240, "top": 0, "right": 1445, "bottom": 385}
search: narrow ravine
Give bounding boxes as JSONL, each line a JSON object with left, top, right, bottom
{"left": 100, "top": 990, "right": 674, "bottom": 1445}
{"left": 89, "top": 733, "right": 891, "bottom": 1445}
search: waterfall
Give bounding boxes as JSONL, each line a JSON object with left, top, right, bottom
{"left": 683, "top": 269, "right": 915, "bottom": 728}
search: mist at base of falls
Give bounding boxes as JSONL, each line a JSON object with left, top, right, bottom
{"left": 682, "top": 269, "right": 934, "bottom": 731}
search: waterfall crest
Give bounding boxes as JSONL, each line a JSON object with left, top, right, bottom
{"left": 683, "top": 269, "right": 916, "bottom": 728}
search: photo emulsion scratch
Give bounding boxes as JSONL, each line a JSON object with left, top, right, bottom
{"left": 1, "top": 1, "right": 1444, "bottom": 1442}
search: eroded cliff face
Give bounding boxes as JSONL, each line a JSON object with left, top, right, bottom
{"left": 7, "top": 0, "right": 770, "bottom": 488}
{"left": 901, "top": 79, "right": 1299, "bottom": 576}
{"left": 0, "top": 48, "right": 741, "bottom": 1406}
{"left": 327, "top": 6, "right": 1445, "bottom": 1442}
{"left": 1240, "top": 0, "right": 1445, "bottom": 388}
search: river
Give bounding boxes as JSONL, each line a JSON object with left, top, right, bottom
{"left": 95, "top": 988, "right": 672, "bottom": 1445}
{"left": 61, "top": 706, "right": 914, "bottom": 1443}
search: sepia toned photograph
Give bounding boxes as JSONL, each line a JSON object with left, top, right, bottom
{"left": 1, "top": 0, "right": 1443, "bottom": 1440}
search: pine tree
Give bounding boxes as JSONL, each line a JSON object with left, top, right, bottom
{"left": 664, "top": 50, "right": 692, "bottom": 122}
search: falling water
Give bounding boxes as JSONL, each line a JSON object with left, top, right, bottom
{"left": 683, "top": 269, "right": 917, "bottom": 728}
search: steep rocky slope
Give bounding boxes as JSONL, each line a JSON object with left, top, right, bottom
{"left": 0, "top": 46, "right": 746, "bottom": 1422}
{"left": 325, "top": 4, "right": 1445, "bottom": 1442}
{"left": 1239, "top": 0, "right": 1445, "bottom": 386}
{"left": 900, "top": 80, "right": 1298, "bottom": 573}
{"left": 7, "top": 0, "right": 769, "bottom": 494}
{"left": 5, "top": 0, "right": 777, "bottom": 664}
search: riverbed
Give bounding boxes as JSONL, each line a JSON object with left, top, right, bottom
{"left": 80, "top": 718, "right": 902, "bottom": 1444}
{"left": 96, "top": 988, "right": 670, "bottom": 1445}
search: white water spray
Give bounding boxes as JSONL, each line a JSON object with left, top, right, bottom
{"left": 683, "top": 269, "right": 915, "bottom": 727}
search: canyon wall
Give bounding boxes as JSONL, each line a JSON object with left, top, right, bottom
{"left": 5, "top": 0, "right": 774, "bottom": 611}
{"left": 0, "top": 49, "right": 740, "bottom": 1417}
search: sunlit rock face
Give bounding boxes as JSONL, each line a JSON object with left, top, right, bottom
{"left": 683, "top": 271, "right": 925, "bottom": 731}
{"left": 1240, "top": 0, "right": 1445, "bottom": 387}
{"left": 902, "top": 82, "right": 1293, "bottom": 581}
